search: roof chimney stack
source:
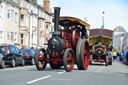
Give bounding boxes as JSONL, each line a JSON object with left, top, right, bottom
{"left": 43, "top": 0, "right": 50, "bottom": 13}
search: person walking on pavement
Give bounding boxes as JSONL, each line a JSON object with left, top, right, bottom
{"left": 125, "top": 48, "right": 128, "bottom": 65}
{"left": 112, "top": 48, "right": 117, "bottom": 61}
{"left": 108, "top": 43, "right": 113, "bottom": 60}
{"left": 123, "top": 48, "right": 127, "bottom": 63}
{"left": 117, "top": 51, "right": 121, "bottom": 61}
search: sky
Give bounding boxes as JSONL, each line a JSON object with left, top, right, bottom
{"left": 38, "top": 0, "right": 128, "bottom": 31}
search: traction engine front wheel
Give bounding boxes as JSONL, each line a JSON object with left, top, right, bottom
{"left": 35, "top": 48, "right": 47, "bottom": 71}
{"left": 63, "top": 48, "right": 75, "bottom": 72}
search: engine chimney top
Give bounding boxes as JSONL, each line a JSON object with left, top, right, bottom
{"left": 54, "top": 7, "right": 61, "bottom": 32}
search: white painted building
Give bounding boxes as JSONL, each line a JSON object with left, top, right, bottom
{"left": 0, "top": 2, "right": 4, "bottom": 43}
{"left": 113, "top": 26, "right": 128, "bottom": 51}
{"left": 0, "top": 0, "right": 20, "bottom": 45}
{"left": 0, "top": 0, "right": 52, "bottom": 48}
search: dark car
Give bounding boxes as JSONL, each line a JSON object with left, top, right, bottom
{"left": 0, "top": 45, "right": 25, "bottom": 67}
{"left": 21, "top": 49, "right": 35, "bottom": 65}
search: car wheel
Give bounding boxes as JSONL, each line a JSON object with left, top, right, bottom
{"left": 0, "top": 59, "right": 5, "bottom": 69}
{"left": 11, "top": 59, "right": 16, "bottom": 67}
{"left": 21, "top": 59, "right": 25, "bottom": 66}
{"left": 31, "top": 58, "right": 35, "bottom": 65}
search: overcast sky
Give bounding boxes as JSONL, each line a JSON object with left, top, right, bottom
{"left": 38, "top": 0, "right": 128, "bottom": 31}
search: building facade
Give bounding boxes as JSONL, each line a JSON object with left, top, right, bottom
{"left": 0, "top": 0, "right": 20, "bottom": 44}
{"left": 0, "top": 0, "right": 52, "bottom": 48}
{"left": 113, "top": 26, "right": 128, "bottom": 51}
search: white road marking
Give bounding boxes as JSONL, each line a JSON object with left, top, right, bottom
{"left": 27, "top": 75, "right": 51, "bottom": 84}
{"left": 51, "top": 78, "right": 72, "bottom": 81}
{"left": 57, "top": 71, "right": 65, "bottom": 74}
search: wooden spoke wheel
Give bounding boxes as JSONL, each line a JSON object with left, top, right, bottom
{"left": 63, "top": 48, "right": 75, "bottom": 72}
{"left": 76, "top": 38, "right": 83, "bottom": 70}
{"left": 35, "top": 48, "right": 47, "bottom": 71}
{"left": 79, "top": 39, "right": 90, "bottom": 70}
{"left": 72, "top": 28, "right": 80, "bottom": 47}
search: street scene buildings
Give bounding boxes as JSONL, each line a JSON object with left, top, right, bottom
{"left": 113, "top": 26, "right": 128, "bottom": 51}
{"left": 0, "top": 0, "right": 128, "bottom": 85}
{"left": 0, "top": 0, "right": 52, "bottom": 48}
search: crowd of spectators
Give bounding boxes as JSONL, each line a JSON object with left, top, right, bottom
{"left": 110, "top": 47, "right": 128, "bottom": 65}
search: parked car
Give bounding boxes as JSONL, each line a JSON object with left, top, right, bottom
{"left": 0, "top": 54, "right": 5, "bottom": 69}
{"left": 0, "top": 45, "right": 25, "bottom": 67}
{"left": 21, "top": 49, "right": 35, "bottom": 65}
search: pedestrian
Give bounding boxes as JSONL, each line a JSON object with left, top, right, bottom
{"left": 126, "top": 51, "right": 128, "bottom": 65}
{"left": 112, "top": 48, "right": 117, "bottom": 61}
{"left": 121, "top": 51, "right": 125, "bottom": 63}
{"left": 125, "top": 47, "right": 128, "bottom": 65}
{"left": 117, "top": 51, "right": 120, "bottom": 61}
{"left": 108, "top": 43, "right": 113, "bottom": 52}
{"left": 108, "top": 43, "right": 113, "bottom": 59}
{"left": 31, "top": 46, "right": 34, "bottom": 49}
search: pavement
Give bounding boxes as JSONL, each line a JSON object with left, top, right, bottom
{"left": 0, "top": 61, "right": 128, "bottom": 85}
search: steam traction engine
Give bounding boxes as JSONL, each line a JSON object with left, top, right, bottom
{"left": 35, "top": 7, "right": 90, "bottom": 72}
{"left": 89, "top": 29, "right": 113, "bottom": 66}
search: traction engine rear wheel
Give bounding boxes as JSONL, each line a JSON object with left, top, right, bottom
{"left": 72, "top": 29, "right": 80, "bottom": 47}
{"left": 79, "top": 39, "right": 90, "bottom": 70}
{"left": 35, "top": 48, "right": 47, "bottom": 71}
{"left": 63, "top": 48, "right": 75, "bottom": 72}
{"left": 76, "top": 38, "right": 83, "bottom": 70}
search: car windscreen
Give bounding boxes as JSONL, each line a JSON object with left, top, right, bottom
{"left": 0, "top": 46, "right": 7, "bottom": 55}
{"left": 21, "top": 49, "right": 35, "bottom": 55}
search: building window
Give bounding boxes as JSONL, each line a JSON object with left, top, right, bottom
{"left": 20, "top": 34, "right": 24, "bottom": 44}
{"left": 46, "top": 25, "right": 49, "bottom": 34}
{"left": 11, "top": 32, "right": 14, "bottom": 41}
{"left": 12, "top": 0, "right": 16, "bottom": 3}
{"left": 7, "top": 32, "right": 14, "bottom": 41}
{"left": 20, "top": 14, "right": 24, "bottom": 25}
{"left": 11, "top": 10, "right": 15, "bottom": 21}
{"left": 32, "top": 15, "right": 34, "bottom": 26}
{"left": 15, "top": 12, "right": 17, "bottom": 22}
{"left": 7, "top": 32, "right": 10, "bottom": 40}
{"left": 7, "top": 10, "right": 10, "bottom": 19}
{"left": 0, "top": 5, "right": 2, "bottom": 17}
{"left": 32, "top": 15, "right": 37, "bottom": 27}
{"left": 0, "top": 31, "right": 3, "bottom": 40}
{"left": 40, "top": 20, "right": 43, "bottom": 28}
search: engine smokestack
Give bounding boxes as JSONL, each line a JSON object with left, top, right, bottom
{"left": 54, "top": 7, "right": 61, "bottom": 32}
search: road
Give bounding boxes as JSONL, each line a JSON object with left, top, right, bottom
{"left": 0, "top": 61, "right": 128, "bottom": 85}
